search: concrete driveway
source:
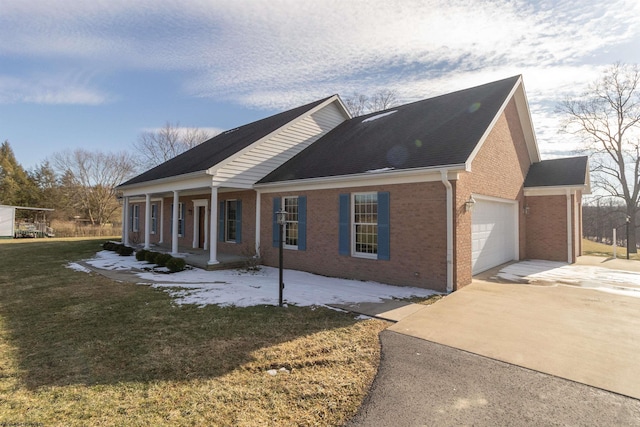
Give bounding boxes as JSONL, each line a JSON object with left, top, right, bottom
{"left": 388, "top": 259, "right": 640, "bottom": 399}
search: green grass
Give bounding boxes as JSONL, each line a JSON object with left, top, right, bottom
{"left": 0, "top": 238, "right": 388, "bottom": 426}
{"left": 582, "top": 238, "right": 640, "bottom": 260}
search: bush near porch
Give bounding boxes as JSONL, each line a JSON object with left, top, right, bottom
{"left": 0, "top": 238, "right": 387, "bottom": 426}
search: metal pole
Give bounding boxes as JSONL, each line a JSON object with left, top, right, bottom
{"left": 627, "top": 216, "right": 630, "bottom": 260}
{"left": 279, "top": 222, "right": 284, "bottom": 307}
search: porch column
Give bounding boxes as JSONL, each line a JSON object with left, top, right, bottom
{"left": 192, "top": 202, "right": 198, "bottom": 249}
{"left": 123, "top": 196, "right": 130, "bottom": 246}
{"left": 172, "top": 190, "right": 179, "bottom": 255}
{"left": 208, "top": 186, "right": 219, "bottom": 265}
{"left": 255, "top": 191, "right": 261, "bottom": 256}
{"left": 204, "top": 204, "right": 209, "bottom": 250}
{"left": 144, "top": 193, "right": 151, "bottom": 249}
{"left": 159, "top": 198, "right": 164, "bottom": 243}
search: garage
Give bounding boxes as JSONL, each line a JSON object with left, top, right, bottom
{"left": 471, "top": 197, "right": 518, "bottom": 274}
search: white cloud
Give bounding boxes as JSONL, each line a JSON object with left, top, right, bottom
{"left": 1, "top": 0, "right": 639, "bottom": 155}
{"left": 0, "top": 72, "right": 110, "bottom": 105}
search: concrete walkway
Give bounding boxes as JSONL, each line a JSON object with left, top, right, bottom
{"left": 389, "top": 280, "right": 640, "bottom": 399}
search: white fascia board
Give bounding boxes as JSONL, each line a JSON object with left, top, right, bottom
{"left": 254, "top": 165, "right": 464, "bottom": 193}
{"left": 206, "top": 96, "right": 345, "bottom": 176}
{"left": 120, "top": 173, "right": 214, "bottom": 197}
{"left": 465, "top": 76, "right": 540, "bottom": 172}
{"left": 1, "top": 205, "right": 55, "bottom": 211}
{"left": 524, "top": 185, "right": 587, "bottom": 196}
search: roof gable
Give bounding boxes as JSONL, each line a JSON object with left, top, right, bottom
{"left": 119, "top": 96, "right": 336, "bottom": 188}
{"left": 259, "top": 76, "right": 526, "bottom": 184}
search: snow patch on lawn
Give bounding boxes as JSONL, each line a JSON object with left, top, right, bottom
{"left": 66, "top": 262, "right": 91, "bottom": 273}
{"left": 77, "top": 250, "right": 438, "bottom": 308}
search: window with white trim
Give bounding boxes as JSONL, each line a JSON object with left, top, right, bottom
{"left": 178, "top": 202, "right": 185, "bottom": 237}
{"left": 150, "top": 203, "right": 157, "bottom": 234}
{"left": 131, "top": 204, "right": 140, "bottom": 232}
{"left": 353, "top": 193, "right": 378, "bottom": 257}
{"left": 226, "top": 200, "right": 238, "bottom": 242}
{"left": 283, "top": 196, "right": 299, "bottom": 249}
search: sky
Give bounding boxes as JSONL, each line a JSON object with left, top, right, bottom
{"left": 1, "top": 0, "right": 639, "bottom": 172}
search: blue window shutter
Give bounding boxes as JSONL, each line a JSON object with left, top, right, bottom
{"left": 339, "top": 194, "right": 350, "bottom": 255}
{"left": 236, "top": 200, "right": 242, "bottom": 243}
{"left": 218, "top": 201, "right": 225, "bottom": 242}
{"left": 298, "top": 196, "right": 307, "bottom": 251}
{"left": 169, "top": 204, "right": 173, "bottom": 233}
{"left": 272, "top": 197, "right": 281, "bottom": 248}
{"left": 377, "top": 191, "right": 390, "bottom": 260}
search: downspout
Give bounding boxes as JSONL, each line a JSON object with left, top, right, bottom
{"left": 566, "top": 189, "right": 572, "bottom": 263}
{"left": 255, "top": 190, "right": 261, "bottom": 257}
{"left": 441, "top": 171, "right": 454, "bottom": 293}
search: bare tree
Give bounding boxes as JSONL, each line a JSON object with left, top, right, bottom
{"left": 558, "top": 63, "right": 640, "bottom": 252}
{"left": 52, "top": 149, "right": 137, "bottom": 225}
{"left": 343, "top": 89, "right": 400, "bottom": 117}
{"left": 134, "top": 122, "right": 216, "bottom": 170}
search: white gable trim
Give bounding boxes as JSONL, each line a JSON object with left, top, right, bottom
{"left": 465, "top": 76, "right": 540, "bottom": 172}
{"left": 207, "top": 96, "right": 349, "bottom": 176}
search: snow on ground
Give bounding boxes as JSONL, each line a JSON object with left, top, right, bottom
{"left": 66, "top": 262, "right": 91, "bottom": 273}
{"left": 81, "top": 250, "right": 437, "bottom": 308}
{"left": 498, "top": 260, "right": 640, "bottom": 298}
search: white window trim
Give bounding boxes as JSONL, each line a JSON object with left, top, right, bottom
{"left": 132, "top": 204, "right": 140, "bottom": 232}
{"left": 150, "top": 203, "right": 157, "bottom": 235}
{"left": 283, "top": 196, "right": 299, "bottom": 250}
{"left": 351, "top": 192, "right": 378, "bottom": 259}
{"left": 178, "top": 202, "right": 185, "bottom": 237}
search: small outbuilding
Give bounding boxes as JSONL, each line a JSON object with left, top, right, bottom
{"left": 0, "top": 205, "right": 55, "bottom": 238}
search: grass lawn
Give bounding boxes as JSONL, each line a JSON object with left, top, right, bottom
{"left": 582, "top": 238, "right": 640, "bottom": 261}
{"left": 0, "top": 238, "right": 389, "bottom": 426}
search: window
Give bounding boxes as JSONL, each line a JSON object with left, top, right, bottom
{"left": 339, "top": 192, "right": 389, "bottom": 260}
{"left": 353, "top": 193, "right": 378, "bottom": 257}
{"left": 272, "top": 196, "right": 306, "bottom": 251}
{"left": 226, "top": 200, "right": 238, "bottom": 242}
{"left": 170, "top": 202, "right": 185, "bottom": 237}
{"left": 150, "top": 204, "right": 157, "bottom": 234}
{"left": 131, "top": 205, "right": 140, "bottom": 232}
{"left": 283, "top": 196, "right": 299, "bottom": 249}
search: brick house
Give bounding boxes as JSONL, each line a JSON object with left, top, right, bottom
{"left": 117, "top": 75, "right": 590, "bottom": 293}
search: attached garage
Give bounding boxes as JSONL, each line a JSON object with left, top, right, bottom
{"left": 471, "top": 197, "right": 518, "bottom": 274}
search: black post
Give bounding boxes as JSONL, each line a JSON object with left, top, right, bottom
{"left": 279, "top": 221, "right": 284, "bottom": 307}
{"left": 627, "top": 216, "right": 631, "bottom": 260}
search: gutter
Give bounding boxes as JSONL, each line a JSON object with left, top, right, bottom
{"left": 440, "top": 170, "right": 454, "bottom": 293}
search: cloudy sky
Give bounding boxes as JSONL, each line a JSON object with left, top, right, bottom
{"left": 1, "top": 0, "right": 639, "bottom": 171}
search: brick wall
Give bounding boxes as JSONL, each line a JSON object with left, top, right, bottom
{"left": 524, "top": 195, "right": 568, "bottom": 261}
{"left": 453, "top": 98, "right": 532, "bottom": 289}
{"left": 260, "top": 181, "right": 449, "bottom": 291}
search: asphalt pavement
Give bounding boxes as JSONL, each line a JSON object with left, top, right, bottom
{"left": 346, "top": 330, "right": 640, "bottom": 427}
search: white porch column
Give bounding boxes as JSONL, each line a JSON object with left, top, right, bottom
{"left": 255, "top": 191, "right": 261, "bottom": 256}
{"left": 123, "top": 196, "right": 130, "bottom": 246}
{"left": 566, "top": 189, "right": 573, "bottom": 263}
{"left": 144, "top": 193, "right": 151, "bottom": 249}
{"left": 172, "top": 190, "right": 179, "bottom": 255}
{"left": 159, "top": 198, "right": 164, "bottom": 243}
{"left": 208, "top": 186, "right": 219, "bottom": 265}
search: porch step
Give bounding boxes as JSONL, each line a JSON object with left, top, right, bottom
{"left": 204, "top": 260, "right": 246, "bottom": 271}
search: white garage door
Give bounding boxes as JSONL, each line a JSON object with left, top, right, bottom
{"left": 472, "top": 198, "right": 517, "bottom": 275}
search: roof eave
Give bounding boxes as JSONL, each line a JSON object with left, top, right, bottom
{"left": 116, "top": 170, "right": 210, "bottom": 191}
{"left": 255, "top": 164, "right": 467, "bottom": 191}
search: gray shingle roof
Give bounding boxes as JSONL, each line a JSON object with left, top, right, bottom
{"left": 119, "top": 96, "right": 334, "bottom": 187}
{"left": 524, "top": 156, "right": 589, "bottom": 187}
{"left": 259, "top": 75, "right": 521, "bottom": 183}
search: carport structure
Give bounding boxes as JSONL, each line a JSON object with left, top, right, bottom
{"left": 0, "top": 205, "right": 54, "bottom": 238}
